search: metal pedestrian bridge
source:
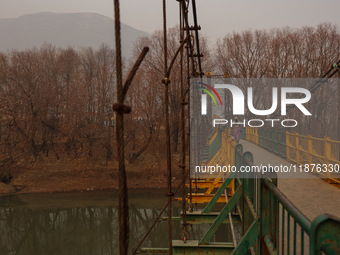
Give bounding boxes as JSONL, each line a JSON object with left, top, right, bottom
{"left": 141, "top": 127, "right": 340, "bottom": 254}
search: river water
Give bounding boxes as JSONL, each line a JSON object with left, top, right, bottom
{"left": 0, "top": 189, "right": 231, "bottom": 255}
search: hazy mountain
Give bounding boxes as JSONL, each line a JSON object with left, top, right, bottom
{"left": 0, "top": 12, "right": 150, "bottom": 58}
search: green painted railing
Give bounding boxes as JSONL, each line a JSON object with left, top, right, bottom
{"left": 180, "top": 141, "right": 340, "bottom": 255}
{"left": 257, "top": 128, "right": 286, "bottom": 158}
{"left": 202, "top": 128, "right": 222, "bottom": 162}
{"left": 245, "top": 127, "right": 286, "bottom": 158}
{"left": 234, "top": 145, "right": 340, "bottom": 254}
{"left": 209, "top": 128, "right": 222, "bottom": 160}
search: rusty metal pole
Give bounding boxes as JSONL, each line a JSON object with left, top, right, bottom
{"left": 337, "top": 65, "right": 340, "bottom": 141}
{"left": 180, "top": 0, "right": 186, "bottom": 216}
{"left": 113, "top": 0, "right": 129, "bottom": 254}
{"left": 179, "top": 1, "right": 190, "bottom": 242}
{"left": 180, "top": 0, "right": 193, "bottom": 211}
{"left": 162, "top": 0, "right": 173, "bottom": 254}
{"left": 187, "top": 62, "right": 193, "bottom": 211}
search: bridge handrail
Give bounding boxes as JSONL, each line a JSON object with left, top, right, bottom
{"left": 242, "top": 151, "right": 312, "bottom": 234}
{"left": 239, "top": 147, "right": 340, "bottom": 254}
{"left": 244, "top": 127, "right": 340, "bottom": 184}
{"left": 264, "top": 178, "right": 312, "bottom": 234}
{"left": 193, "top": 130, "right": 340, "bottom": 254}
{"left": 286, "top": 132, "right": 340, "bottom": 144}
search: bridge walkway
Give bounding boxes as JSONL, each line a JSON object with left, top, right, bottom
{"left": 241, "top": 139, "right": 340, "bottom": 220}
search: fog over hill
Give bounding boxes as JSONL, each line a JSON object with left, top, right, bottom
{"left": 0, "top": 12, "right": 150, "bottom": 58}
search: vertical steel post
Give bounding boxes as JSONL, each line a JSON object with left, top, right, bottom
{"left": 295, "top": 132, "right": 300, "bottom": 164}
{"left": 286, "top": 131, "right": 290, "bottom": 161}
{"left": 242, "top": 152, "right": 254, "bottom": 235}
{"left": 308, "top": 134, "right": 313, "bottom": 164}
{"left": 260, "top": 173, "right": 278, "bottom": 255}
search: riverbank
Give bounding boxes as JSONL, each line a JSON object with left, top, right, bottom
{"left": 0, "top": 157, "right": 183, "bottom": 195}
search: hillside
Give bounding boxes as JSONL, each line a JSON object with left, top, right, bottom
{"left": 0, "top": 12, "right": 149, "bottom": 58}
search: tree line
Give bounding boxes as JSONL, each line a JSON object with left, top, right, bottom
{"left": 0, "top": 23, "right": 339, "bottom": 173}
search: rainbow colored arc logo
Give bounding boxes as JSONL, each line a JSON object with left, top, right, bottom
{"left": 198, "top": 82, "right": 222, "bottom": 106}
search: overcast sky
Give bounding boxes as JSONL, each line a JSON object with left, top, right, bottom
{"left": 1, "top": 0, "right": 339, "bottom": 43}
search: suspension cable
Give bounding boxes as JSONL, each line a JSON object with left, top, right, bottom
{"left": 113, "top": 1, "right": 129, "bottom": 254}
